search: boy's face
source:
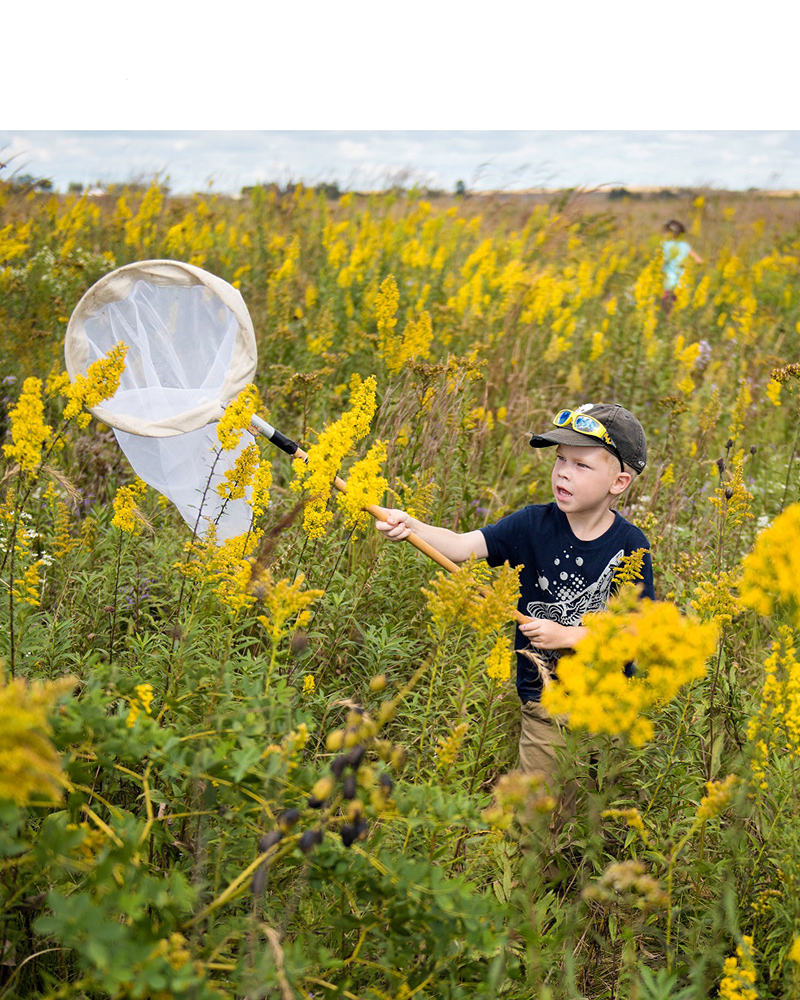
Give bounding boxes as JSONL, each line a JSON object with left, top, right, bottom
{"left": 550, "top": 444, "right": 631, "bottom": 516}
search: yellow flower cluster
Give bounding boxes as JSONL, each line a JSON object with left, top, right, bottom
{"left": 335, "top": 440, "right": 388, "bottom": 531}
{"left": 541, "top": 587, "right": 719, "bottom": 746}
{"left": 719, "top": 937, "right": 758, "bottom": 1000}
{"left": 126, "top": 682, "right": 156, "bottom": 728}
{"left": 582, "top": 860, "right": 668, "bottom": 909}
{"left": 710, "top": 458, "right": 754, "bottom": 533}
{"left": 423, "top": 558, "right": 521, "bottom": 641}
{"left": 302, "top": 674, "right": 316, "bottom": 696}
{"left": 423, "top": 558, "right": 519, "bottom": 682}
{"left": 690, "top": 569, "right": 744, "bottom": 627}
{"left": 55, "top": 342, "right": 129, "bottom": 429}
{"left": 601, "top": 807, "right": 652, "bottom": 845}
{"left": 612, "top": 547, "right": 648, "bottom": 589}
{"left": 435, "top": 721, "right": 469, "bottom": 770}
{"left": 14, "top": 562, "right": 44, "bottom": 608}
{"left": 740, "top": 503, "right": 800, "bottom": 626}
{"left": 255, "top": 570, "right": 324, "bottom": 643}
{"left": 422, "top": 558, "right": 491, "bottom": 637}
{"left": 393, "top": 474, "right": 439, "bottom": 522}
{"left": 216, "top": 442, "right": 272, "bottom": 519}
{"left": 696, "top": 773, "right": 740, "bottom": 821}
{"left": 2, "top": 377, "right": 53, "bottom": 472}
{"left": 175, "top": 530, "right": 261, "bottom": 615}
{"left": 292, "top": 374, "right": 378, "bottom": 538}
{"left": 216, "top": 384, "right": 261, "bottom": 451}
{"left": 486, "top": 634, "right": 514, "bottom": 682}
{"left": 45, "top": 483, "right": 78, "bottom": 558}
{"left": 123, "top": 184, "right": 164, "bottom": 252}
{"left": 746, "top": 626, "right": 800, "bottom": 789}
{"left": 111, "top": 477, "right": 149, "bottom": 534}
{"left": 375, "top": 273, "right": 400, "bottom": 351}
{"left": 0, "top": 667, "right": 74, "bottom": 805}
{"left": 382, "top": 309, "right": 433, "bottom": 374}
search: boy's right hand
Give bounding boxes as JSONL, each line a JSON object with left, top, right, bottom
{"left": 374, "top": 507, "right": 413, "bottom": 541}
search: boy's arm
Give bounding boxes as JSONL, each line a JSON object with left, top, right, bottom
{"left": 375, "top": 507, "right": 488, "bottom": 563}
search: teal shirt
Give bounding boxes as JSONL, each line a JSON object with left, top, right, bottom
{"left": 662, "top": 238, "right": 691, "bottom": 290}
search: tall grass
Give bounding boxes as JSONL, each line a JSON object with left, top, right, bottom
{"left": 2, "top": 175, "right": 800, "bottom": 998}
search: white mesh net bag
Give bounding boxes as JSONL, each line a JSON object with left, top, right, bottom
{"left": 65, "top": 260, "right": 259, "bottom": 541}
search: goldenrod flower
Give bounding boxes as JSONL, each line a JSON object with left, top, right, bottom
{"left": 2, "top": 377, "right": 53, "bottom": 472}
{"left": 0, "top": 668, "right": 74, "bottom": 805}
{"left": 126, "top": 682, "right": 156, "bottom": 728}
{"left": 435, "top": 721, "right": 469, "bottom": 770}
{"left": 335, "top": 440, "right": 388, "bottom": 531}
{"left": 718, "top": 937, "right": 758, "bottom": 1000}
{"left": 292, "top": 375, "right": 378, "bottom": 538}
{"left": 746, "top": 626, "right": 800, "bottom": 789}
{"left": 175, "top": 529, "right": 262, "bottom": 615}
{"left": 422, "top": 558, "right": 491, "bottom": 638}
{"left": 696, "top": 773, "right": 739, "bottom": 821}
{"left": 741, "top": 504, "right": 800, "bottom": 626}
{"left": 111, "top": 478, "right": 149, "bottom": 534}
{"left": 217, "top": 442, "right": 262, "bottom": 502}
{"left": 58, "top": 342, "right": 129, "bottom": 429}
{"left": 486, "top": 635, "right": 514, "bottom": 682}
{"left": 216, "top": 384, "right": 261, "bottom": 451}
{"left": 541, "top": 587, "right": 719, "bottom": 746}
{"left": 690, "top": 570, "right": 743, "bottom": 627}
{"left": 302, "top": 674, "right": 316, "bottom": 696}
{"left": 381, "top": 309, "right": 433, "bottom": 374}
{"left": 602, "top": 807, "right": 652, "bottom": 845}
{"left": 256, "top": 570, "right": 324, "bottom": 643}
{"left": 375, "top": 273, "right": 399, "bottom": 340}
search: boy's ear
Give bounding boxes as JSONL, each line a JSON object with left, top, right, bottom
{"left": 610, "top": 470, "right": 633, "bottom": 495}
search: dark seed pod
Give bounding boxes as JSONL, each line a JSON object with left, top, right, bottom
{"left": 750, "top": 445, "right": 757, "bottom": 455}
{"left": 726, "top": 438, "right": 734, "bottom": 450}
{"left": 716, "top": 457, "right": 726, "bottom": 474}
{"left": 299, "top": 828, "right": 324, "bottom": 854}
{"left": 340, "top": 823, "right": 357, "bottom": 847}
{"left": 278, "top": 808, "right": 301, "bottom": 831}
{"left": 330, "top": 755, "right": 347, "bottom": 779}
{"left": 354, "top": 817, "right": 369, "bottom": 841}
{"left": 725, "top": 487, "right": 734, "bottom": 500}
{"left": 258, "top": 830, "right": 283, "bottom": 853}
{"left": 378, "top": 773, "right": 394, "bottom": 794}
{"left": 342, "top": 774, "right": 357, "bottom": 800}
{"left": 307, "top": 795, "right": 325, "bottom": 809}
{"left": 251, "top": 864, "right": 268, "bottom": 896}
{"left": 343, "top": 745, "right": 365, "bottom": 770}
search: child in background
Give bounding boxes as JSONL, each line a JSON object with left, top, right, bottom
{"left": 662, "top": 219, "right": 703, "bottom": 313}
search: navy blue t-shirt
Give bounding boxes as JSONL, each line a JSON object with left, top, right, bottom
{"left": 480, "top": 502, "right": 655, "bottom": 705}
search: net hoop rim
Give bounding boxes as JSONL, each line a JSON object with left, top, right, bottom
{"left": 64, "top": 259, "right": 258, "bottom": 437}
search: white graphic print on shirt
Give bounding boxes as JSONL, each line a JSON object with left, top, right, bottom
{"left": 525, "top": 548, "right": 624, "bottom": 660}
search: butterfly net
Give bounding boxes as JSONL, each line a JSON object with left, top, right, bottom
{"left": 64, "top": 260, "right": 259, "bottom": 540}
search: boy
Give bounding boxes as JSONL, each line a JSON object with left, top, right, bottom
{"left": 376, "top": 402, "right": 655, "bottom": 809}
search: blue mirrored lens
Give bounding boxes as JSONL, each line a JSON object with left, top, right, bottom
{"left": 573, "top": 415, "right": 602, "bottom": 433}
{"left": 554, "top": 409, "right": 572, "bottom": 426}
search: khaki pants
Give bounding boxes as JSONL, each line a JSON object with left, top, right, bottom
{"left": 519, "top": 700, "right": 578, "bottom": 832}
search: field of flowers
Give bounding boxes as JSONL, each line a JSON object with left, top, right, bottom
{"left": 2, "top": 173, "right": 800, "bottom": 999}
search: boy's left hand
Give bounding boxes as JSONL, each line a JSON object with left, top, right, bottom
{"left": 520, "top": 618, "right": 587, "bottom": 651}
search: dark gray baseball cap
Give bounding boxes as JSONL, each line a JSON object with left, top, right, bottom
{"left": 529, "top": 402, "right": 647, "bottom": 474}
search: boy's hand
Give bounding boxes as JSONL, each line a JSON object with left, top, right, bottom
{"left": 375, "top": 507, "right": 413, "bottom": 541}
{"left": 520, "top": 618, "right": 587, "bottom": 651}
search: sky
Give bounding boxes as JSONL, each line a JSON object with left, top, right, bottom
{"left": 3, "top": 131, "right": 800, "bottom": 196}
{"left": 5, "top": 2, "right": 797, "bottom": 196}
